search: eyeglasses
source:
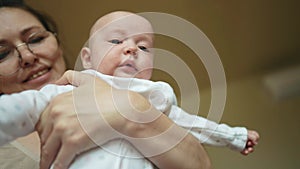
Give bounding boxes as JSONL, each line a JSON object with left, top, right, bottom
{"left": 0, "top": 30, "right": 57, "bottom": 76}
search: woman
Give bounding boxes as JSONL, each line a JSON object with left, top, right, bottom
{"left": 0, "top": 2, "right": 211, "bottom": 169}
{"left": 0, "top": 1, "right": 66, "bottom": 168}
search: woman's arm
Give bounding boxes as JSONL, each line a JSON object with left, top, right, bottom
{"left": 36, "top": 70, "right": 211, "bottom": 169}
{"left": 125, "top": 98, "right": 211, "bottom": 169}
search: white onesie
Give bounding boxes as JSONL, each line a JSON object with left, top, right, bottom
{"left": 0, "top": 69, "right": 247, "bottom": 169}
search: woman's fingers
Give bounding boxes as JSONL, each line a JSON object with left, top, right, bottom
{"left": 55, "top": 70, "right": 94, "bottom": 87}
{"left": 37, "top": 71, "right": 126, "bottom": 168}
{"left": 40, "top": 130, "right": 61, "bottom": 169}
{"left": 52, "top": 131, "right": 96, "bottom": 169}
{"left": 55, "top": 70, "right": 77, "bottom": 86}
{"left": 36, "top": 105, "right": 53, "bottom": 145}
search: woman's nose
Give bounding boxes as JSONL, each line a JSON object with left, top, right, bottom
{"left": 16, "top": 43, "right": 38, "bottom": 67}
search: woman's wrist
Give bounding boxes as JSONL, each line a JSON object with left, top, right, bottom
{"left": 116, "top": 91, "right": 167, "bottom": 138}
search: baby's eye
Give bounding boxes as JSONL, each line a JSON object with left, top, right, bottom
{"left": 108, "top": 39, "right": 123, "bottom": 44}
{"left": 138, "top": 46, "right": 149, "bottom": 52}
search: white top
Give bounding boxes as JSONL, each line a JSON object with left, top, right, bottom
{"left": 0, "top": 69, "right": 247, "bottom": 169}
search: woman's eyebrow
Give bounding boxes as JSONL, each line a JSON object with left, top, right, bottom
{"left": 20, "top": 26, "right": 44, "bottom": 36}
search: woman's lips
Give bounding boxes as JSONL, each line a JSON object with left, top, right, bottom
{"left": 23, "top": 68, "right": 50, "bottom": 83}
{"left": 28, "top": 69, "right": 49, "bottom": 80}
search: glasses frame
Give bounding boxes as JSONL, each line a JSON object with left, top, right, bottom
{"left": 0, "top": 30, "right": 57, "bottom": 77}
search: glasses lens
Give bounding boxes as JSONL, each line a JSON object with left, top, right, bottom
{"left": 0, "top": 31, "right": 56, "bottom": 77}
{"left": 0, "top": 45, "right": 20, "bottom": 76}
{"left": 27, "top": 31, "right": 52, "bottom": 54}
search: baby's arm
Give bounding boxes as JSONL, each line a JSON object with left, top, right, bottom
{"left": 0, "top": 90, "right": 48, "bottom": 146}
{"left": 0, "top": 85, "right": 73, "bottom": 146}
{"left": 168, "top": 105, "right": 259, "bottom": 154}
{"left": 129, "top": 79, "right": 260, "bottom": 154}
{"left": 96, "top": 75, "right": 260, "bottom": 155}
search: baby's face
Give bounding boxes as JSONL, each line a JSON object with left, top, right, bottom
{"left": 88, "top": 13, "right": 154, "bottom": 80}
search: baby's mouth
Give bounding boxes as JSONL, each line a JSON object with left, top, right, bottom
{"left": 121, "top": 63, "right": 138, "bottom": 71}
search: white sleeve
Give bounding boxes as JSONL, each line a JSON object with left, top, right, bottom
{"left": 80, "top": 71, "right": 248, "bottom": 151}
{"left": 0, "top": 84, "right": 73, "bottom": 146}
{"left": 168, "top": 105, "right": 248, "bottom": 152}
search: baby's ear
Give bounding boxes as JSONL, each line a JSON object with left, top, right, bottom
{"left": 81, "top": 47, "right": 92, "bottom": 69}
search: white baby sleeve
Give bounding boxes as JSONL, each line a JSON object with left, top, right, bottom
{"left": 0, "top": 84, "right": 73, "bottom": 146}
{"left": 0, "top": 90, "right": 48, "bottom": 146}
{"left": 168, "top": 105, "right": 248, "bottom": 152}
{"left": 82, "top": 70, "right": 248, "bottom": 151}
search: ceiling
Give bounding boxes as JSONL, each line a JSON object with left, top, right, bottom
{"left": 26, "top": 0, "right": 300, "bottom": 91}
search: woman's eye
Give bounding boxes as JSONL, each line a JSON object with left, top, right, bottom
{"left": 27, "top": 35, "right": 45, "bottom": 44}
{"left": 138, "top": 46, "right": 149, "bottom": 52}
{"left": 109, "top": 39, "right": 122, "bottom": 44}
{"left": 0, "top": 47, "right": 11, "bottom": 62}
{"left": 27, "top": 31, "right": 49, "bottom": 44}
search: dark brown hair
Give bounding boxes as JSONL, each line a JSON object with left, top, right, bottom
{"left": 0, "top": 0, "right": 73, "bottom": 67}
{"left": 0, "top": 0, "right": 58, "bottom": 34}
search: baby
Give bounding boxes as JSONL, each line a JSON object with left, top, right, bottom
{"left": 0, "top": 11, "right": 259, "bottom": 169}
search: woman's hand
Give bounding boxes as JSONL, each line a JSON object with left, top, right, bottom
{"left": 36, "top": 71, "right": 127, "bottom": 169}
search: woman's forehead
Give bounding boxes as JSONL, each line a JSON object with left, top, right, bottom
{"left": 0, "top": 7, "right": 43, "bottom": 34}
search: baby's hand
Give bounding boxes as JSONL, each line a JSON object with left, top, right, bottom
{"left": 241, "top": 130, "right": 260, "bottom": 155}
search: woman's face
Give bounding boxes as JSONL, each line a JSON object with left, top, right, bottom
{"left": 0, "top": 7, "right": 66, "bottom": 94}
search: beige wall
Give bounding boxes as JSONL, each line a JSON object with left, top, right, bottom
{"left": 25, "top": 0, "right": 300, "bottom": 168}
{"left": 187, "top": 75, "right": 300, "bottom": 169}
{"left": 25, "top": 0, "right": 300, "bottom": 85}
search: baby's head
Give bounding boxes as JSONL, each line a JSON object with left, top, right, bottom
{"left": 81, "top": 11, "right": 154, "bottom": 80}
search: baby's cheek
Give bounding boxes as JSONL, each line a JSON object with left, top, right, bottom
{"left": 95, "top": 63, "right": 115, "bottom": 76}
